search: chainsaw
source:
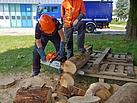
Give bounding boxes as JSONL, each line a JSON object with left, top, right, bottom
{"left": 40, "top": 52, "right": 66, "bottom": 69}
{"left": 40, "top": 52, "right": 85, "bottom": 75}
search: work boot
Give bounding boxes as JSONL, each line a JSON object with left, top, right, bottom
{"left": 32, "top": 71, "right": 40, "bottom": 77}
{"left": 78, "top": 48, "right": 86, "bottom": 53}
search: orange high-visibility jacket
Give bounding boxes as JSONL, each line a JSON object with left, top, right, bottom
{"left": 61, "top": 0, "right": 86, "bottom": 27}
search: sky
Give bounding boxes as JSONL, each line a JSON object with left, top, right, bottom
{"left": 113, "top": 1, "right": 116, "bottom": 10}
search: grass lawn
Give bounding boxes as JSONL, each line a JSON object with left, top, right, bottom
{"left": 0, "top": 34, "right": 137, "bottom": 85}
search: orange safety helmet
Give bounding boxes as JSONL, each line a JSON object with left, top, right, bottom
{"left": 39, "top": 14, "right": 55, "bottom": 34}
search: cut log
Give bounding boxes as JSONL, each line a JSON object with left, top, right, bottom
{"left": 0, "top": 78, "right": 16, "bottom": 89}
{"left": 13, "top": 86, "right": 52, "bottom": 103}
{"left": 68, "top": 96, "right": 100, "bottom": 103}
{"left": 85, "top": 83, "right": 107, "bottom": 96}
{"left": 59, "top": 72, "right": 75, "bottom": 88}
{"left": 62, "top": 52, "right": 90, "bottom": 74}
{"left": 95, "top": 88, "right": 111, "bottom": 103}
{"left": 105, "top": 83, "right": 137, "bottom": 103}
{"left": 68, "top": 85, "right": 86, "bottom": 96}
{"left": 109, "top": 84, "right": 121, "bottom": 94}
{"left": 54, "top": 84, "right": 71, "bottom": 97}
{"left": 52, "top": 92, "right": 68, "bottom": 103}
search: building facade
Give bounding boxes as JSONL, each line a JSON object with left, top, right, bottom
{"left": 0, "top": 0, "right": 63, "bottom": 28}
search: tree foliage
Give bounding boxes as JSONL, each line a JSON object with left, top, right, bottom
{"left": 115, "top": 0, "right": 129, "bottom": 20}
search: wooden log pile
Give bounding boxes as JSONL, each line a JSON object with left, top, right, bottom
{"left": 12, "top": 46, "right": 137, "bottom": 103}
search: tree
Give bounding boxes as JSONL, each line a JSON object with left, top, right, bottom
{"left": 126, "top": 0, "right": 137, "bottom": 40}
{"left": 115, "top": 0, "right": 129, "bottom": 20}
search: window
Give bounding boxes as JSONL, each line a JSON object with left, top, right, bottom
{"left": 12, "top": 16, "right": 15, "bottom": 19}
{"left": 0, "top": 16, "right": 3, "bottom": 19}
{"left": 51, "top": 6, "right": 58, "bottom": 12}
{"left": 47, "top": 6, "right": 50, "bottom": 12}
{"left": 33, "top": 16, "right": 36, "bottom": 20}
{"left": 27, "top": 16, "right": 31, "bottom": 20}
{"left": 22, "top": 16, "right": 26, "bottom": 20}
{"left": 17, "top": 16, "right": 20, "bottom": 20}
{"left": 5, "top": 16, "right": 9, "bottom": 19}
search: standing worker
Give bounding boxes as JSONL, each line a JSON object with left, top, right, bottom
{"left": 32, "top": 14, "right": 66, "bottom": 77}
{"left": 61, "top": 0, "right": 86, "bottom": 58}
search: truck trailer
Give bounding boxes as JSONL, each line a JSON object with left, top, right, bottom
{"left": 36, "top": 1, "right": 113, "bottom": 33}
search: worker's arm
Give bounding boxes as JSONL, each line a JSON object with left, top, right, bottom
{"left": 35, "top": 38, "right": 42, "bottom": 48}
{"left": 73, "top": 1, "right": 86, "bottom": 27}
{"left": 58, "top": 29, "right": 65, "bottom": 42}
{"left": 35, "top": 23, "right": 46, "bottom": 61}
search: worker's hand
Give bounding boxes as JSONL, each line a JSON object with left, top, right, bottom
{"left": 36, "top": 47, "right": 46, "bottom": 61}
{"left": 73, "top": 19, "right": 78, "bottom": 27}
{"left": 57, "top": 42, "right": 66, "bottom": 56}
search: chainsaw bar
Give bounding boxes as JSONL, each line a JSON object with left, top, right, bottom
{"left": 40, "top": 60, "right": 85, "bottom": 75}
{"left": 40, "top": 60, "right": 61, "bottom": 69}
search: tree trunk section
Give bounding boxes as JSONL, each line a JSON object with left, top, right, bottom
{"left": 54, "top": 84, "right": 71, "bottom": 97}
{"left": 13, "top": 86, "right": 52, "bottom": 103}
{"left": 59, "top": 72, "right": 75, "bottom": 88}
{"left": 126, "top": 0, "right": 137, "bottom": 40}
{"left": 0, "top": 78, "right": 15, "bottom": 89}
{"left": 68, "top": 96, "right": 100, "bottom": 103}
{"left": 68, "top": 85, "right": 86, "bottom": 96}
{"left": 105, "top": 83, "right": 137, "bottom": 103}
{"left": 62, "top": 52, "right": 90, "bottom": 74}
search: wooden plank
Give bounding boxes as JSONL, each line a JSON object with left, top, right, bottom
{"left": 101, "top": 61, "right": 133, "bottom": 66}
{"left": 106, "top": 59, "right": 129, "bottom": 63}
{"left": 93, "top": 47, "right": 111, "bottom": 73}
{"left": 107, "top": 54, "right": 113, "bottom": 58}
{"left": 108, "top": 64, "right": 115, "bottom": 72}
{"left": 84, "top": 73, "right": 137, "bottom": 83}
{"left": 99, "top": 78, "right": 104, "bottom": 83}
{"left": 95, "top": 53, "right": 102, "bottom": 57}
{"left": 127, "top": 66, "right": 135, "bottom": 78}
{"left": 98, "top": 71, "right": 127, "bottom": 78}
{"left": 120, "top": 54, "right": 126, "bottom": 59}
{"left": 90, "top": 53, "right": 96, "bottom": 57}
{"left": 81, "top": 63, "right": 92, "bottom": 70}
{"left": 87, "top": 59, "right": 95, "bottom": 63}
{"left": 114, "top": 54, "right": 119, "bottom": 58}
{"left": 100, "top": 64, "right": 108, "bottom": 71}
{"left": 117, "top": 65, "right": 124, "bottom": 74}
{"left": 126, "top": 54, "right": 133, "bottom": 59}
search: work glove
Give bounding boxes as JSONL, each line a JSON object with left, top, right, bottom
{"left": 73, "top": 12, "right": 85, "bottom": 27}
{"left": 57, "top": 42, "right": 67, "bottom": 62}
{"left": 73, "top": 19, "right": 79, "bottom": 27}
{"left": 36, "top": 47, "right": 46, "bottom": 61}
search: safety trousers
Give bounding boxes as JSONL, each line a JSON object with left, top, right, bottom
{"left": 64, "top": 21, "right": 86, "bottom": 58}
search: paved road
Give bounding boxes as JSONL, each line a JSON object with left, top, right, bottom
{"left": 0, "top": 28, "right": 35, "bottom": 36}
{"left": 0, "top": 27, "right": 126, "bottom": 36}
{"left": 95, "top": 28, "right": 126, "bottom": 35}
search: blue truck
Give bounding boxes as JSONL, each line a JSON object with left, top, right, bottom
{"left": 36, "top": 1, "right": 113, "bottom": 33}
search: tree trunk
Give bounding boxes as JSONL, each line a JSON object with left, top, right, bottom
{"left": 62, "top": 52, "right": 90, "bottom": 74}
{"left": 59, "top": 72, "right": 75, "bottom": 88}
{"left": 14, "top": 86, "right": 52, "bottom": 103}
{"left": 105, "top": 83, "right": 137, "bottom": 103}
{"left": 126, "top": 0, "right": 137, "bottom": 40}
